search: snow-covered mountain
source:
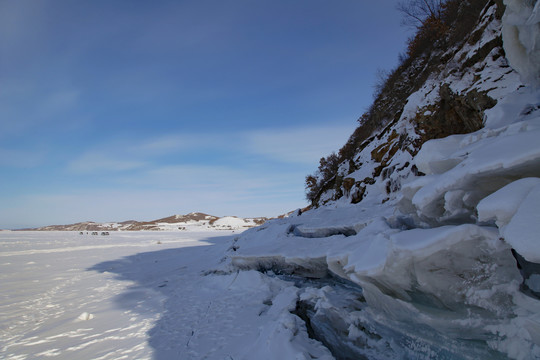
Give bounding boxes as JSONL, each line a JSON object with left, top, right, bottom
{"left": 22, "top": 212, "right": 268, "bottom": 232}
{"left": 219, "top": 1, "right": 540, "bottom": 358}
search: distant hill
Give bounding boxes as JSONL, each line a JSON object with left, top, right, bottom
{"left": 18, "top": 212, "right": 268, "bottom": 232}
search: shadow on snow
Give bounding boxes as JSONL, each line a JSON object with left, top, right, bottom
{"left": 87, "top": 234, "right": 236, "bottom": 360}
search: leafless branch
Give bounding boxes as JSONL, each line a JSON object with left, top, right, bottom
{"left": 397, "top": 0, "right": 445, "bottom": 29}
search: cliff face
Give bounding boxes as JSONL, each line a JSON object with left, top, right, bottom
{"left": 224, "top": 1, "right": 540, "bottom": 358}
{"left": 310, "top": 1, "right": 522, "bottom": 211}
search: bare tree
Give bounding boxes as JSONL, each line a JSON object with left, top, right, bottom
{"left": 397, "top": 0, "right": 445, "bottom": 29}
{"left": 373, "top": 68, "right": 389, "bottom": 99}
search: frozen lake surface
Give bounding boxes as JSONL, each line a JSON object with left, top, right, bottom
{"left": 3, "top": 225, "right": 537, "bottom": 359}
{"left": 1, "top": 231, "right": 321, "bottom": 360}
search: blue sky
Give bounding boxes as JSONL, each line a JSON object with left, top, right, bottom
{"left": 0, "top": 0, "right": 411, "bottom": 229}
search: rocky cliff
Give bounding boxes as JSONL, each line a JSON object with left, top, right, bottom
{"left": 308, "top": 0, "right": 521, "bottom": 211}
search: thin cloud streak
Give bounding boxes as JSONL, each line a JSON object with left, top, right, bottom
{"left": 0, "top": 147, "right": 46, "bottom": 168}
{"left": 132, "top": 133, "right": 227, "bottom": 155}
{"left": 245, "top": 124, "right": 355, "bottom": 164}
{"left": 66, "top": 123, "right": 355, "bottom": 174}
{"left": 68, "top": 151, "right": 146, "bottom": 173}
{"left": 114, "top": 164, "right": 305, "bottom": 192}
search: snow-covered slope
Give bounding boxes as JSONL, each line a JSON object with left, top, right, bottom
{"left": 24, "top": 212, "right": 267, "bottom": 232}
{"left": 220, "top": 2, "right": 540, "bottom": 359}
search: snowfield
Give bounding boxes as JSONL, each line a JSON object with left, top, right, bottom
{"left": 0, "top": 231, "right": 331, "bottom": 360}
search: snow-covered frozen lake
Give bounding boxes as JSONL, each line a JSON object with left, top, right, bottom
{"left": 1, "top": 231, "right": 317, "bottom": 360}
{"left": 3, "top": 226, "right": 535, "bottom": 360}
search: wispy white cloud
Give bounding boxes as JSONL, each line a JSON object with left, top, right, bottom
{"left": 66, "top": 134, "right": 224, "bottom": 174}
{"left": 0, "top": 147, "right": 45, "bottom": 168}
{"left": 135, "top": 134, "right": 194, "bottom": 153}
{"left": 131, "top": 123, "right": 356, "bottom": 166}
{"left": 0, "top": 0, "right": 46, "bottom": 50}
{"left": 114, "top": 164, "right": 242, "bottom": 189}
{"left": 131, "top": 133, "right": 227, "bottom": 155}
{"left": 244, "top": 124, "right": 355, "bottom": 164}
{"left": 39, "top": 89, "right": 80, "bottom": 118}
{"left": 0, "top": 83, "right": 82, "bottom": 138}
{"left": 68, "top": 151, "right": 146, "bottom": 173}
{"left": 66, "top": 122, "right": 355, "bottom": 175}
{"left": 113, "top": 163, "right": 305, "bottom": 197}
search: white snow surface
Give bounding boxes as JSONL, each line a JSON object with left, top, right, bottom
{"left": 0, "top": 231, "right": 332, "bottom": 360}
{"left": 212, "top": 216, "right": 257, "bottom": 229}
